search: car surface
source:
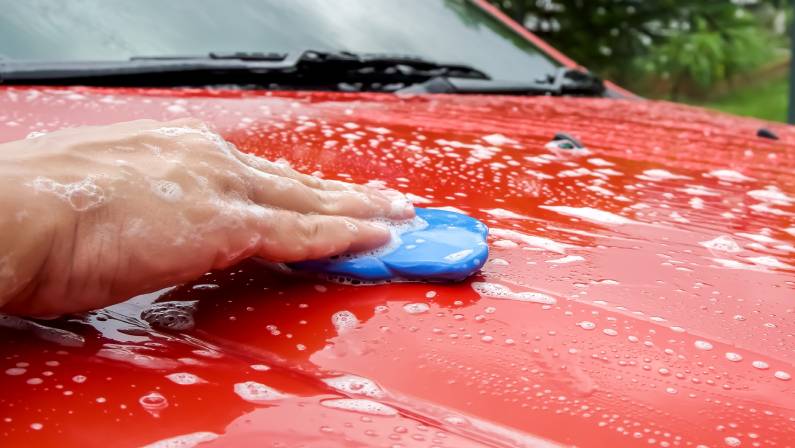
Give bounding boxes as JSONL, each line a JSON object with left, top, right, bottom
{"left": 1, "top": 1, "right": 794, "bottom": 447}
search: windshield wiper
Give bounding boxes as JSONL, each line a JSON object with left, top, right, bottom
{"left": 398, "top": 67, "right": 605, "bottom": 97}
{"left": 0, "top": 50, "right": 489, "bottom": 91}
{"left": 0, "top": 52, "right": 604, "bottom": 97}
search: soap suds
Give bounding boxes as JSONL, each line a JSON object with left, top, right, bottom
{"left": 31, "top": 176, "right": 105, "bottom": 211}
{"left": 471, "top": 282, "right": 556, "bottom": 305}
{"left": 540, "top": 205, "right": 636, "bottom": 225}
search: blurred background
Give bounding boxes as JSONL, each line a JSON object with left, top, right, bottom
{"left": 489, "top": 0, "right": 792, "bottom": 122}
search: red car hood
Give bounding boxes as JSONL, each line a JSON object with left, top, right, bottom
{"left": 1, "top": 86, "right": 794, "bottom": 448}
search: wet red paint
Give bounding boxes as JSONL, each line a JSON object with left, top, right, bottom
{"left": 0, "top": 86, "right": 794, "bottom": 447}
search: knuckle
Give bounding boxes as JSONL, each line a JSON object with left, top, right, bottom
{"left": 305, "top": 220, "right": 323, "bottom": 240}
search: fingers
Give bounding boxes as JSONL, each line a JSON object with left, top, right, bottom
{"left": 231, "top": 149, "right": 414, "bottom": 217}
{"left": 250, "top": 211, "right": 391, "bottom": 262}
{"left": 243, "top": 170, "right": 413, "bottom": 219}
{"left": 125, "top": 118, "right": 415, "bottom": 221}
{"left": 230, "top": 148, "right": 342, "bottom": 190}
{"left": 233, "top": 151, "right": 333, "bottom": 189}
{"left": 129, "top": 120, "right": 415, "bottom": 220}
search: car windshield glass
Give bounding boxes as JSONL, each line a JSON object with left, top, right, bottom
{"left": 0, "top": 0, "right": 559, "bottom": 83}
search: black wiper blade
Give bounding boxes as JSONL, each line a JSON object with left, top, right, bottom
{"left": 0, "top": 58, "right": 295, "bottom": 85}
{"left": 0, "top": 50, "right": 489, "bottom": 91}
{"left": 400, "top": 67, "right": 606, "bottom": 97}
{"left": 298, "top": 50, "right": 489, "bottom": 80}
{"left": 132, "top": 52, "right": 288, "bottom": 62}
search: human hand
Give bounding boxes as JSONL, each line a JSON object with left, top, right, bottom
{"left": 0, "top": 118, "right": 414, "bottom": 316}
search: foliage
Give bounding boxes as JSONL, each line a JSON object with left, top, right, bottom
{"left": 488, "top": 0, "right": 780, "bottom": 97}
{"left": 692, "top": 72, "right": 789, "bottom": 122}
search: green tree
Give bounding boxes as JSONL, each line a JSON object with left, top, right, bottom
{"left": 488, "top": 0, "right": 778, "bottom": 97}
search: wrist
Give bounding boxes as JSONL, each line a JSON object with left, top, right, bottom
{"left": 0, "top": 167, "right": 71, "bottom": 314}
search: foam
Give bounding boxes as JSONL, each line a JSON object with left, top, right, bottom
{"left": 699, "top": 235, "right": 742, "bottom": 254}
{"left": 25, "top": 131, "right": 47, "bottom": 139}
{"left": 705, "top": 169, "right": 755, "bottom": 182}
{"left": 680, "top": 185, "right": 720, "bottom": 196}
{"left": 150, "top": 180, "right": 184, "bottom": 203}
{"left": 149, "top": 126, "right": 234, "bottom": 158}
{"left": 31, "top": 176, "right": 105, "bottom": 211}
{"left": 322, "top": 274, "right": 398, "bottom": 286}
{"left": 387, "top": 193, "right": 414, "bottom": 217}
{"left": 140, "top": 301, "right": 197, "bottom": 331}
{"left": 142, "top": 432, "right": 219, "bottom": 448}
{"left": 539, "top": 205, "right": 636, "bottom": 225}
{"left": 233, "top": 381, "right": 289, "bottom": 403}
{"left": 748, "top": 187, "right": 793, "bottom": 205}
{"left": 322, "top": 374, "right": 386, "bottom": 398}
{"left": 481, "top": 133, "right": 517, "bottom": 146}
{"left": 165, "top": 372, "right": 206, "bottom": 385}
{"left": 471, "top": 282, "right": 556, "bottom": 305}
{"left": 319, "top": 398, "right": 398, "bottom": 416}
{"left": 747, "top": 256, "right": 790, "bottom": 269}
{"left": 331, "top": 310, "right": 359, "bottom": 333}
{"left": 402, "top": 303, "right": 430, "bottom": 314}
{"left": 333, "top": 215, "right": 428, "bottom": 261}
{"left": 489, "top": 228, "right": 572, "bottom": 254}
{"left": 546, "top": 255, "right": 584, "bottom": 264}
{"left": 483, "top": 208, "right": 531, "bottom": 220}
{"left": 637, "top": 169, "right": 691, "bottom": 181}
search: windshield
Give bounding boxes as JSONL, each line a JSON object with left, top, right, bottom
{"left": 0, "top": 0, "right": 559, "bottom": 83}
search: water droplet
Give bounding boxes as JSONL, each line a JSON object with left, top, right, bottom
{"left": 403, "top": 303, "right": 430, "bottom": 314}
{"left": 139, "top": 392, "right": 168, "bottom": 417}
{"left": 578, "top": 321, "right": 596, "bottom": 330}
{"left": 694, "top": 340, "right": 713, "bottom": 351}
{"left": 751, "top": 360, "right": 769, "bottom": 370}
{"left": 725, "top": 352, "right": 743, "bottom": 362}
{"left": 774, "top": 370, "right": 791, "bottom": 381}
{"left": 724, "top": 436, "right": 741, "bottom": 447}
